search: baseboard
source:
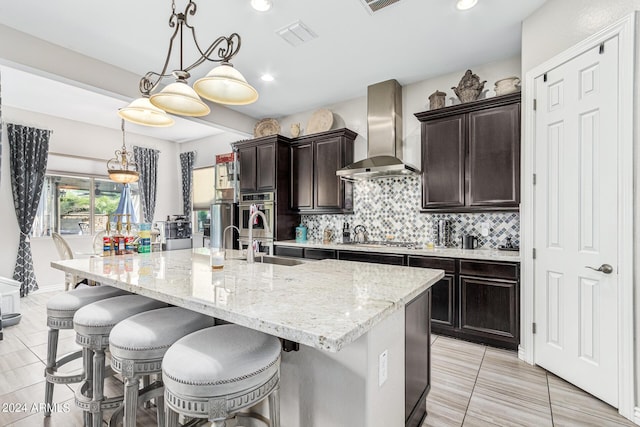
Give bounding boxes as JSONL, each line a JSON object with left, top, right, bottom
{"left": 634, "top": 406, "right": 640, "bottom": 425}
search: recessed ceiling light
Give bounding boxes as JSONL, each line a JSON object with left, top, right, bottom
{"left": 251, "top": 0, "right": 272, "bottom": 12}
{"left": 456, "top": 0, "right": 478, "bottom": 10}
{"left": 261, "top": 74, "right": 274, "bottom": 82}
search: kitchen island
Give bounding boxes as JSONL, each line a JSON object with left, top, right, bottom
{"left": 52, "top": 248, "right": 443, "bottom": 427}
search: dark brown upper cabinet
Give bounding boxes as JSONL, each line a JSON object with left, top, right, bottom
{"left": 234, "top": 135, "right": 292, "bottom": 194}
{"left": 290, "top": 128, "right": 356, "bottom": 214}
{"left": 415, "top": 93, "right": 521, "bottom": 212}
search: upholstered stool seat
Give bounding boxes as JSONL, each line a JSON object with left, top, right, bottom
{"left": 162, "top": 325, "right": 282, "bottom": 427}
{"left": 108, "top": 307, "right": 217, "bottom": 427}
{"left": 44, "top": 285, "right": 130, "bottom": 417}
{"left": 74, "top": 295, "right": 167, "bottom": 427}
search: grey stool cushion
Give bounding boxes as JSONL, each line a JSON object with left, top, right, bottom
{"left": 73, "top": 295, "right": 167, "bottom": 337}
{"left": 47, "top": 285, "right": 130, "bottom": 320}
{"left": 162, "top": 325, "right": 281, "bottom": 398}
{"left": 109, "top": 307, "right": 216, "bottom": 360}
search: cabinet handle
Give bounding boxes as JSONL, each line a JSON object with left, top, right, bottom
{"left": 585, "top": 264, "right": 613, "bottom": 274}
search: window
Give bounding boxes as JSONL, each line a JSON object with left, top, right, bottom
{"left": 32, "top": 174, "right": 141, "bottom": 237}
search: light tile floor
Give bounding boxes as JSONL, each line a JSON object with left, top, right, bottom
{"left": 0, "top": 289, "right": 636, "bottom": 426}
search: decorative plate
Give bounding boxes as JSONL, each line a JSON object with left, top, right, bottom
{"left": 306, "top": 109, "right": 333, "bottom": 134}
{"left": 254, "top": 118, "right": 281, "bottom": 137}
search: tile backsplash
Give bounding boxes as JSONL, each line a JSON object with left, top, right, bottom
{"left": 301, "top": 176, "right": 519, "bottom": 248}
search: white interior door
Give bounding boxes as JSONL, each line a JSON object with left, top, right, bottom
{"left": 533, "top": 36, "right": 619, "bottom": 407}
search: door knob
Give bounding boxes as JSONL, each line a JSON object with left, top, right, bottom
{"left": 585, "top": 264, "right": 613, "bottom": 274}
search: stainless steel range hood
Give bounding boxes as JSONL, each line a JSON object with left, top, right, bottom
{"left": 336, "top": 79, "right": 420, "bottom": 180}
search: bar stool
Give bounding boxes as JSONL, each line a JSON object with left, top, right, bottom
{"left": 44, "top": 285, "right": 130, "bottom": 417}
{"left": 162, "top": 325, "right": 282, "bottom": 427}
{"left": 108, "top": 307, "right": 217, "bottom": 427}
{"left": 73, "top": 295, "right": 168, "bottom": 427}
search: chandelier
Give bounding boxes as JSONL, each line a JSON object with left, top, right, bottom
{"left": 118, "top": 0, "right": 258, "bottom": 127}
{"left": 108, "top": 120, "right": 139, "bottom": 184}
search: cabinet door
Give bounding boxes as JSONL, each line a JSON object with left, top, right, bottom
{"left": 405, "top": 289, "right": 431, "bottom": 427}
{"left": 459, "top": 275, "right": 519, "bottom": 348}
{"left": 290, "top": 143, "right": 314, "bottom": 210}
{"left": 314, "top": 137, "right": 343, "bottom": 210}
{"left": 407, "top": 256, "right": 457, "bottom": 331}
{"left": 422, "top": 116, "right": 465, "bottom": 209}
{"left": 238, "top": 146, "right": 256, "bottom": 192}
{"left": 467, "top": 103, "right": 520, "bottom": 207}
{"left": 256, "top": 143, "right": 275, "bottom": 191}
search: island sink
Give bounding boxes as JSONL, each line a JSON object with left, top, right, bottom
{"left": 240, "top": 254, "right": 306, "bottom": 266}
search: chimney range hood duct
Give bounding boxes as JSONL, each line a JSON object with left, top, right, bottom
{"left": 336, "top": 79, "right": 420, "bottom": 181}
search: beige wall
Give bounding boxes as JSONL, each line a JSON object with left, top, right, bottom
{"left": 522, "top": 0, "right": 640, "bottom": 417}
{"left": 276, "top": 56, "right": 521, "bottom": 169}
{"left": 522, "top": 0, "right": 640, "bottom": 72}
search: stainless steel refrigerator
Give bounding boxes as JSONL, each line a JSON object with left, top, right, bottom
{"left": 210, "top": 202, "right": 238, "bottom": 249}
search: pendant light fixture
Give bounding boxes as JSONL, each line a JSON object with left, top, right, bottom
{"left": 107, "top": 120, "right": 140, "bottom": 184}
{"left": 118, "top": 0, "right": 258, "bottom": 127}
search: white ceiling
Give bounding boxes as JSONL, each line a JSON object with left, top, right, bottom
{"left": 0, "top": 0, "right": 546, "bottom": 142}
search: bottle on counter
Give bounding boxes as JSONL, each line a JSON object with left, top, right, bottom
{"left": 103, "top": 220, "right": 113, "bottom": 256}
{"left": 112, "top": 215, "right": 125, "bottom": 255}
{"left": 124, "top": 215, "right": 135, "bottom": 254}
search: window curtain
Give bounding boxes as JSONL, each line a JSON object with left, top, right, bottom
{"left": 8, "top": 124, "right": 51, "bottom": 297}
{"left": 133, "top": 146, "right": 159, "bottom": 224}
{"left": 180, "top": 151, "right": 195, "bottom": 216}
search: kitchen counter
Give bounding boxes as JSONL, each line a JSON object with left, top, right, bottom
{"left": 51, "top": 248, "right": 442, "bottom": 352}
{"left": 275, "top": 239, "right": 521, "bottom": 262}
{"left": 52, "top": 248, "right": 442, "bottom": 426}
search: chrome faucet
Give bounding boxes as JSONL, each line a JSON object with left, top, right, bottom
{"left": 247, "top": 210, "right": 270, "bottom": 264}
{"left": 222, "top": 225, "right": 240, "bottom": 259}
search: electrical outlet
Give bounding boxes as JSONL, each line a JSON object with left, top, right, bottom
{"left": 481, "top": 222, "right": 490, "bottom": 237}
{"left": 378, "top": 349, "right": 388, "bottom": 387}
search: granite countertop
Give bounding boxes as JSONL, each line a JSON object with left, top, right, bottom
{"left": 51, "top": 248, "right": 443, "bottom": 352}
{"left": 274, "top": 240, "right": 521, "bottom": 262}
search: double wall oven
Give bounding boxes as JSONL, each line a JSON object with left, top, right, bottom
{"left": 238, "top": 192, "right": 274, "bottom": 254}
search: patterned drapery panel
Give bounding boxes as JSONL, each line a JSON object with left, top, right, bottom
{"left": 133, "top": 146, "right": 160, "bottom": 224}
{"left": 8, "top": 124, "right": 51, "bottom": 296}
{"left": 180, "top": 151, "right": 195, "bottom": 216}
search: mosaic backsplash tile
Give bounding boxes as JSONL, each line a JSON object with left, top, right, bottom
{"left": 301, "top": 176, "right": 519, "bottom": 248}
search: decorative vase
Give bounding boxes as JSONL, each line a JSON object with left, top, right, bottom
{"left": 290, "top": 123, "right": 301, "bottom": 138}
{"left": 452, "top": 69, "right": 486, "bottom": 103}
{"left": 428, "top": 90, "right": 447, "bottom": 110}
{"left": 494, "top": 76, "right": 521, "bottom": 96}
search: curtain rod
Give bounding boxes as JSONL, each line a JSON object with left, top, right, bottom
{"left": 2, "top": 121, "right": 54, "bottom": 134}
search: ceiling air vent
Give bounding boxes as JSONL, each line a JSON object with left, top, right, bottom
{"left": 276, "top": 20, "right": 318, "bottom": 47}
{"left": 359, "top": 0, "right": 401, "bottom": 13}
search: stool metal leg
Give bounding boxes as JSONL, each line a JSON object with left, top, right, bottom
{"left": 92, "top": 348, "right": 105, "bottom": 427}
{"left": 165, "top": 405, "right": 179, "bottom": 427}
{"left": 123, "top": 376, "right": 139, "bottom": 427}
{"left": 44, "top": 328, "right": 59, "bottom": 416}
{"left": 268, "top": 384, "right": 281, "bottom": 427}
{"left": 155, "top": 373, "right": 165, "bottom": 427}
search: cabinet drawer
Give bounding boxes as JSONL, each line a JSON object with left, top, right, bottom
{"left": 304, "top": 248, "right": 336, "bottom": 260}
{"left": 273, "top": 246, "right": 303, "bottom": 258}
{"left": 407, "top": 256, "right": 456, "bottom": 273}
{"left": 337, "top": 250, "right": 405, "bottom": 266}
{"left": 459, "top": 260, "right": 518, "bottom": 280}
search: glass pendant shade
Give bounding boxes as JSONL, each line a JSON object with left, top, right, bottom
{"left": 456, "top": 0, "right": 478, "bottom": 10}
{"left": 118, "top": 97, "right": 174, "bottom": 127}
{"left": 193, "top": 64, "right": 259, "bottom": 105}
{"left": 109, "top": 170, "right": 139, "bottom": 184}
{"left": 149, "top": 80, "right": 211, "bottom": 116}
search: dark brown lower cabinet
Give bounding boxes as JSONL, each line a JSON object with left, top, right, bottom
{"left": 410, "top": 256, "right": 520, "bottom": 350}
{"left": 405, "top": 289, "right": 431, "bottom": 427}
